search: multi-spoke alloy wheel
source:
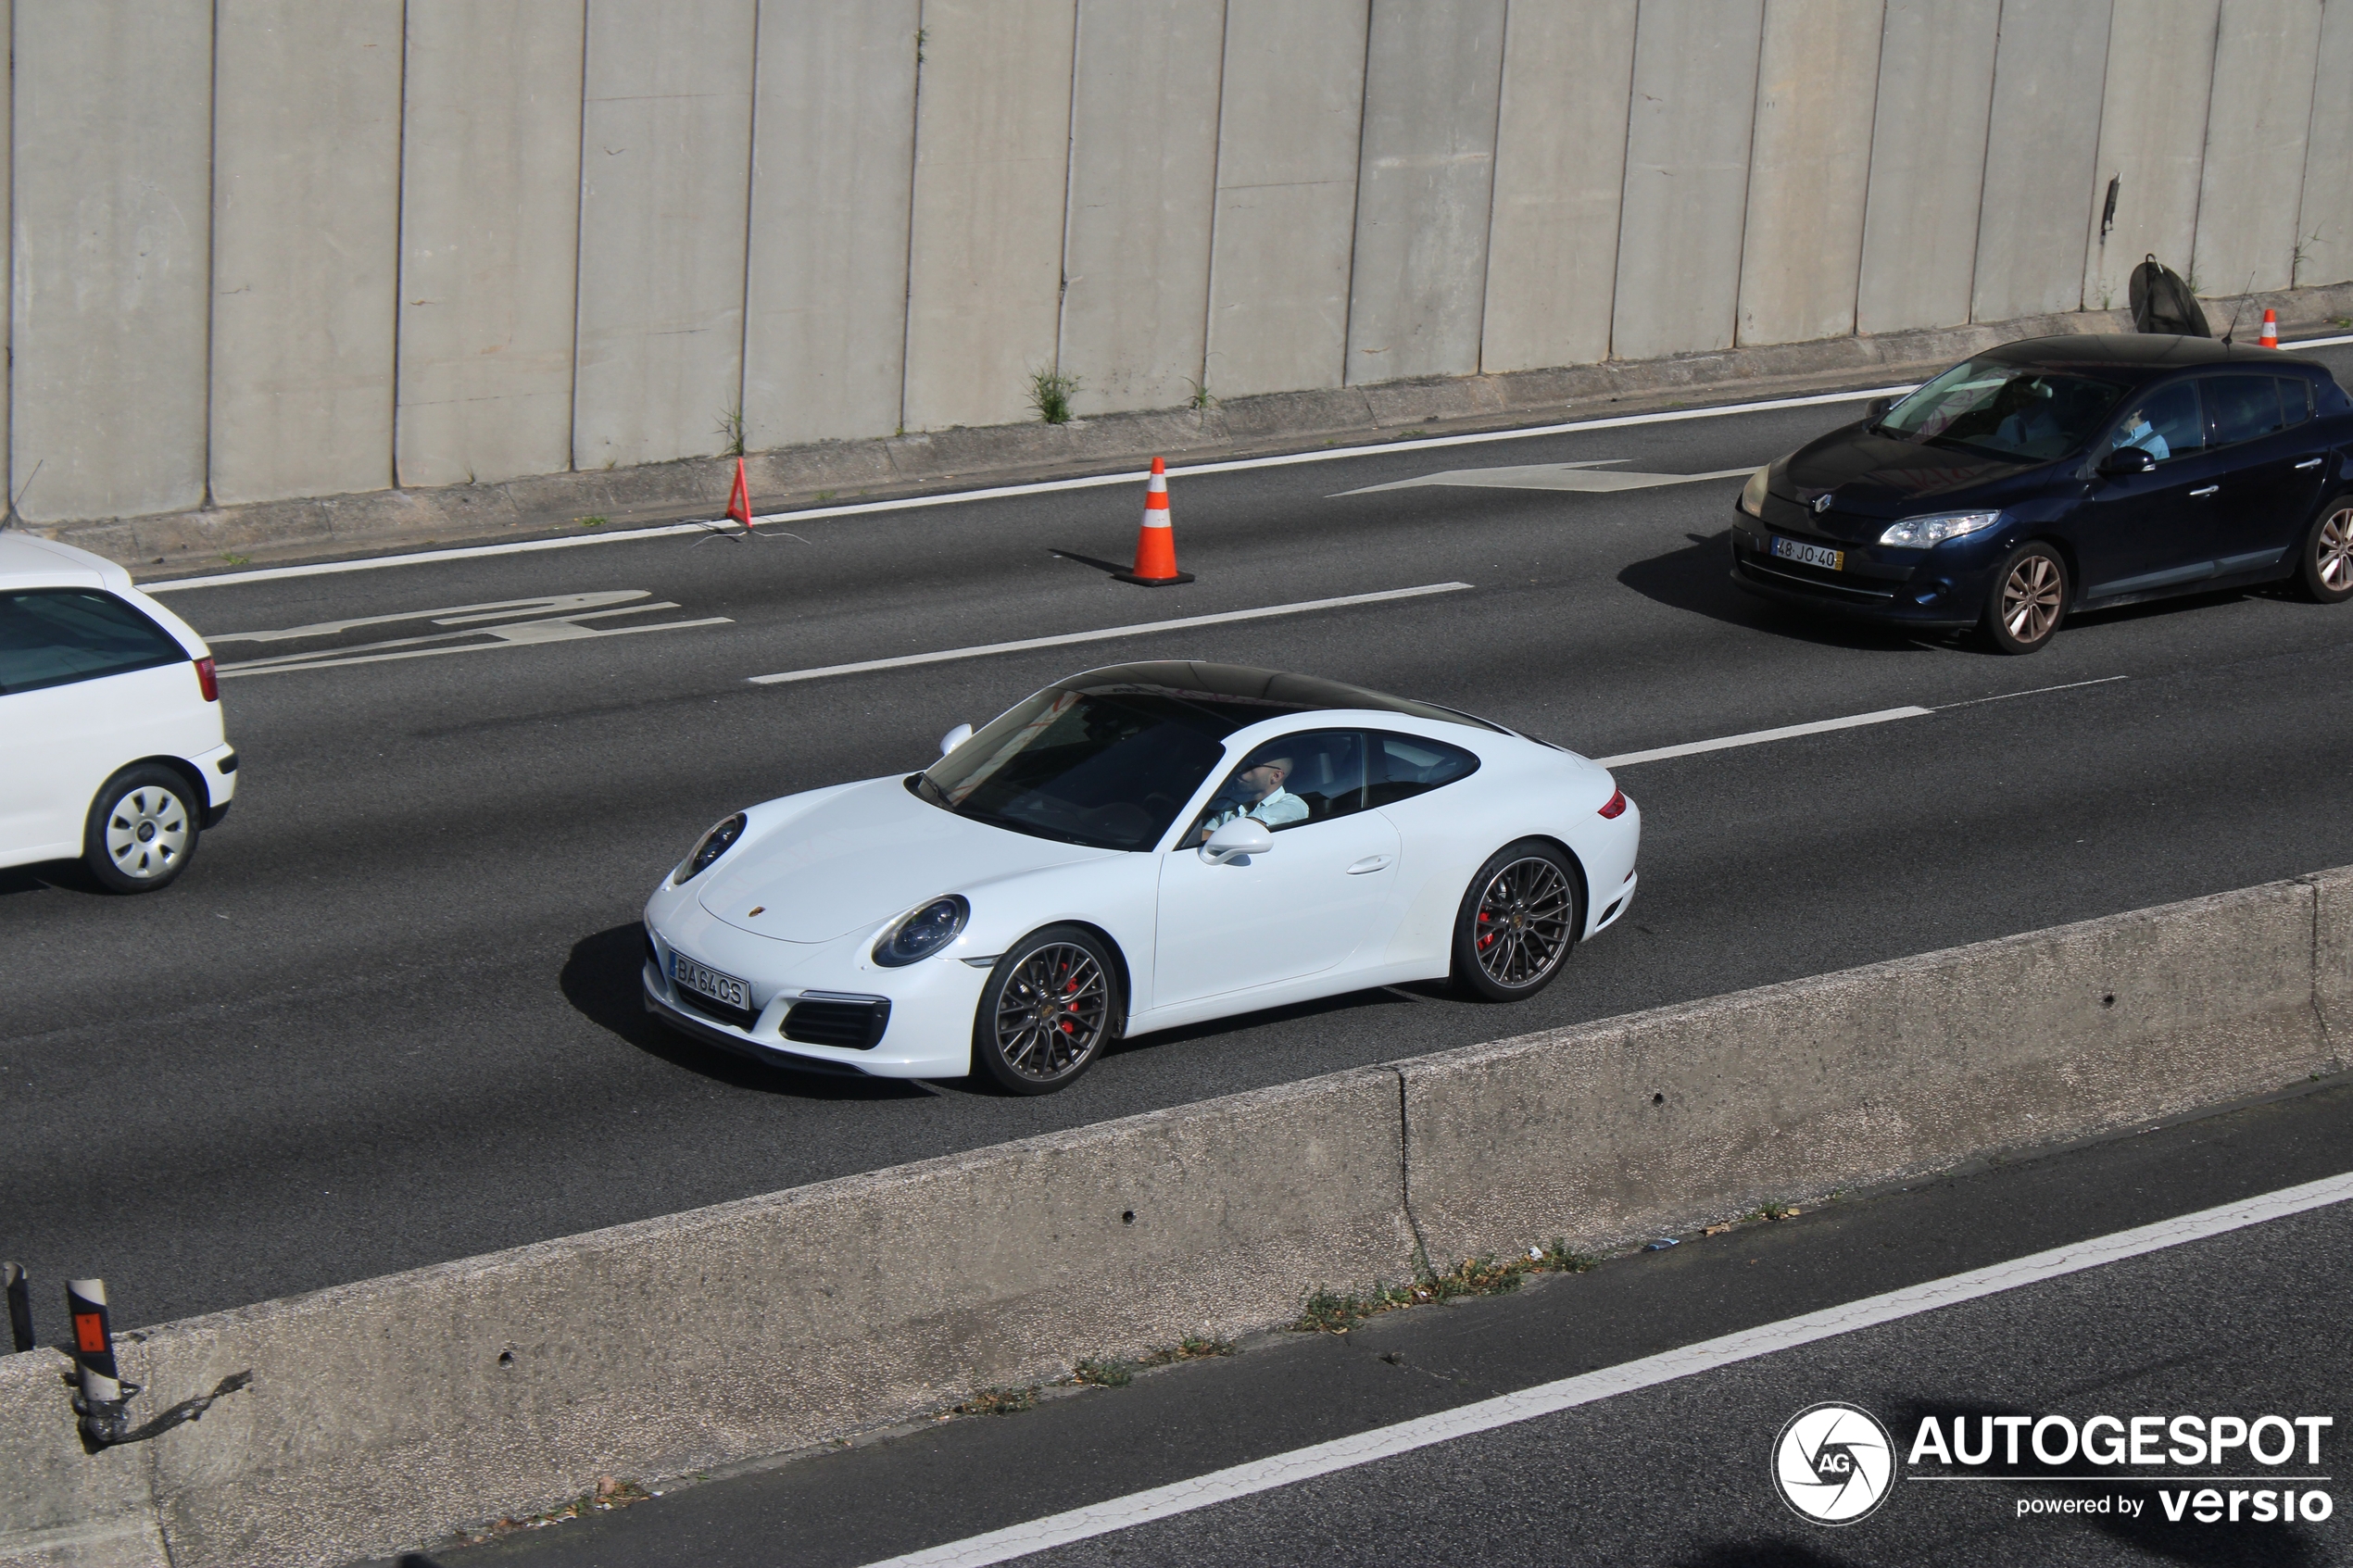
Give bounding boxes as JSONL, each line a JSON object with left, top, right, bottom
{"left": 83, "top": 765, "right": 202, "bottom": 894}
{"left": 1982, "top": 543, "right": 2067, "bottom": 655}
{"left": 974, "top": 927, "right": 1117, "bottom": 1094}
{"left": 2299, "top": 504, "right": 2353, "bottom": 604}
{"left": 1453, "top": 840, "right": 1582, "bottom": 1002}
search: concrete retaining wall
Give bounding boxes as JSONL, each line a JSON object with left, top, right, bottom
{"left": 3, "top": 869, "right": 2346, "bottom": 1567}
{"left": 9, "top": 0, "right": 2353, "bottom": 534}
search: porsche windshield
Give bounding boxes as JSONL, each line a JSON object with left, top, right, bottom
{"left": 1875, "top": 358, "right": 2128, "bottom": 461}
{"left": 913, "top": 684, "right": 1292, "bottom": 850}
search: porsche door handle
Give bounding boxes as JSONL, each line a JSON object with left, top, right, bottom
{"left": 2188, "top": 485, "right": 2220, "bottom": 497}
{"left": 2295, "top": 458, "right": 2324, "bottom": 470}
{"left": 1345, "top": 855, "right": 1394, "bottom": 874}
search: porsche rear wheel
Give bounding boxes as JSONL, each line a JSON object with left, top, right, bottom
{"left": 1451, "top": 840, "right": 1581, "bottom": 1002}
{"left": 973, "top": 926, "right": 1118, "bottom": 1094}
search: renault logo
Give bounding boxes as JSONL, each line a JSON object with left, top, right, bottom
{"left": 1812, "top": 492, "right": 1835, "bottom": 515}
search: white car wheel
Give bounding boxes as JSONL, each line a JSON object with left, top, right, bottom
{"left": 85, "top": 766, "right": 199, "bottom": 893}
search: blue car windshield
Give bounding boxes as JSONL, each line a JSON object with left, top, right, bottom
{"left": 1875, "top": 359, "right": 2127, "bottom": 462}
{"left": 913, "top": 684, "right": 1300, "bottom": 851}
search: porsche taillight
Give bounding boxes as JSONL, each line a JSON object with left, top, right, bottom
{"left": 1597, "top": 788, "right": 1627, "bottom": 820}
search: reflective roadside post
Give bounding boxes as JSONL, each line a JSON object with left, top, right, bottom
{"left": 66, "top": 1279, "right": 137, "bottom": 1444}
{"left": 5, "top": 1263, "right": 31, "bottom": 1353}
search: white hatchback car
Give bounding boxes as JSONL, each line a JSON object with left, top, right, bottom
{"left": 0, "top": 532, "right": 236, "bottom": 891}
{"left": 643, "top": 662, "right": 1640, "bottom": 1093}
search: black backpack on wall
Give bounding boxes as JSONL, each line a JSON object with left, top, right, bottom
{"left": 2129, "top": 255, "right": 2210, "bottom": 337}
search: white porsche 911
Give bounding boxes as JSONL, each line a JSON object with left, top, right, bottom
{"left": 641, "top": 662, "right": 1640, "bottom": 1094}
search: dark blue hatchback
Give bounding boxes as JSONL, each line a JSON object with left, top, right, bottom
{"left": 1729, "top": 334, "right": 2353, "bottom": 652}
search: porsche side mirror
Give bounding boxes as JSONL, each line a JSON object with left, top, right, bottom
{"left": 2097, "top": 446, "right": 2156, "bottom": 478}
{"left": 1863, "top": 396, "right": 1893, "bottom": 423}
{"left": 1201, "top": 819, "right": 1273, "bottom": 866}
{"left": 939, "top": 723, "right": 974, "bottom": 757}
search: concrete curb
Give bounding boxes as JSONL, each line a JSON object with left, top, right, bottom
{"left": 2, "top": 868, "right": 2347, "bottom": 1567}
{"left": 38, "top": 281, "right": 2353, "bottom": 583}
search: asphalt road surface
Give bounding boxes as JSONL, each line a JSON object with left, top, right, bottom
{"left": 375, "top": 1071, "right": 2353, "bottom": 1568}
{"left": 5, "top": 345, "right": 2352, "bottom": 1325}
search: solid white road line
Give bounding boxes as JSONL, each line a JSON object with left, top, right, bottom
{"left": 1338, "top": 462, "right": 1757, "bottom": 496}
{"left": 1940, "top": 674, "right": 2131, "bottom": 709}
{"left": 1595, "top": 674, "right": 2134, "bottom": 769}
{"left": 1596, "top": 707, "right": 1934, "bottom": 769}
{"left": 141, "top": 521, "right": 734, "bottom": 593}
{"left": 142, "top": 383, "right": 1919, "bottom": 593}
{"left": 861, "top": 1170, "right": 2353, "bottom": 1568}
{"left": 743, "top": 583, "right": 1476, "bottom": 685}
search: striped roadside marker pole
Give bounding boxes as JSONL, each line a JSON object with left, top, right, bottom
{"left": 67, "top": 1279, "right": 138, "bottom": 1444}
{"left": 5, "top": 1262, "right": 32, "bottom": 1353}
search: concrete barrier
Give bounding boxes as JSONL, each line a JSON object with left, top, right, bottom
{"left": 3, "top": 872, "right": 2346, "bottom": 1567}
{"left": 1401, "top": 877, "right": 2336, "bottom": 1262}
{"left": 2316, "top": 864, "right": 2353, "bottom": 1042}
{"left": 0, "top": 1069, "right": 1411, "bottom": 1568}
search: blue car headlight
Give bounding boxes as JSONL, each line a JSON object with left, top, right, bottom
{"left": 873, "top": 896, "right": 970, "bottom": 967}
{"left": 1878, "top": 510, "right": 2004, "bottom": 548}
{"left": 675, "top": 812, "right": 746, "bottom": 884}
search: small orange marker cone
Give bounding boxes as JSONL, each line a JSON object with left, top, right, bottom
{"left": 726, "top": 458, "right": 752, "bottom": 529}
{"left": 2258, "top": 307, "right": 2278, "bottom": 348}
{"left": 1114, "top": 457, "right": 1194, "bottom": 586}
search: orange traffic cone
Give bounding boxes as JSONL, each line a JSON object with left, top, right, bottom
{"left": 2258, "top": 307, "right": 2278, "bottom": 348}
{"left": 1114, "top": 457, "right": 1194, "bottom": 585}
{"left": 726, "top": 458, "right": 753, "bottom": 529}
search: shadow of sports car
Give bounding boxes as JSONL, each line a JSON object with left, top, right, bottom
{"left": 1730, "top": 334, "right": 2353, "bottom": 652}
{"left": 641, "top": 662, "right": 1640, "bottom": 1094}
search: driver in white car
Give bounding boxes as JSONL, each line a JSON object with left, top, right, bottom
{"left": 1191, "top": 751, "right": 1305, "bottom": 844}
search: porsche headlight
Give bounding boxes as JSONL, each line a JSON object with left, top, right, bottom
{"left": 1737, "top": 468, "right": 1770, "bottom": 518}
{"left": 873, "top": 896, "right": 970, "bottom": 967}
{"left": 1878, "top": 510, "right": 2004, "bottom": 548}
{"left": 676, "top": 812, "right": 746, "bottom": 884}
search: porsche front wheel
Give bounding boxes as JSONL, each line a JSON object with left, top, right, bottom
{"left": 972, "top": 926, "right": 1119, "bottom": 1094}
{"left": 1451, "top": 841, "right": 1581, "bottom": 1002}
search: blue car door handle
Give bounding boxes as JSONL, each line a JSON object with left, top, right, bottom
{"left": 2189, "top": 485, "right": 2220, "bottom": 497}
{"left": 2295, "top": 458, "right": 2324, "bottom": 470}
{"left": 1346, "top": 855, "right": 1393, "bottom": 874}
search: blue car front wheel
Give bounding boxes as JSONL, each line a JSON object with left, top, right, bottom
{"left": 1982, "top": 543, "right": 2068, "bottom": 655}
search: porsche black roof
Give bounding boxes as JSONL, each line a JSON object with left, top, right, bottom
{"left": 1983, "top": 332, "right": 2330, "bottom": 379}
{"left": 1064, "top": 661, "right": 1507, "bottom": 734}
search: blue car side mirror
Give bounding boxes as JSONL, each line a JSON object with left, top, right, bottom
{"left": 2097, "top": 446, "right": 2157, "bottom": 477}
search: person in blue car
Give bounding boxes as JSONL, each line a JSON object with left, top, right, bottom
{"left": 2109, "top": 405, "right": 2171, "bottom": 461}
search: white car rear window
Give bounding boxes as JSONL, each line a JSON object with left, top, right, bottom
{"left": 0, "top": 589, "right": 187, "bottom": 695}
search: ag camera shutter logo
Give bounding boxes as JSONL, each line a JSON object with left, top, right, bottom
{"left": 1775, "top": 1402, "right": 1896, "bottom": 1524}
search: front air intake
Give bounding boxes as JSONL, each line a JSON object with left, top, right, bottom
{"left": 784, "top": 994, "right": 892, "bottom": 1050}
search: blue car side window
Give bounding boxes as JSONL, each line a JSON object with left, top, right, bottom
{"left": 2202, "top": 375, "right": 2288, "bottom": 448}
{"left": 2107, "top": 383, "right": 2203, "bottom": 464}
